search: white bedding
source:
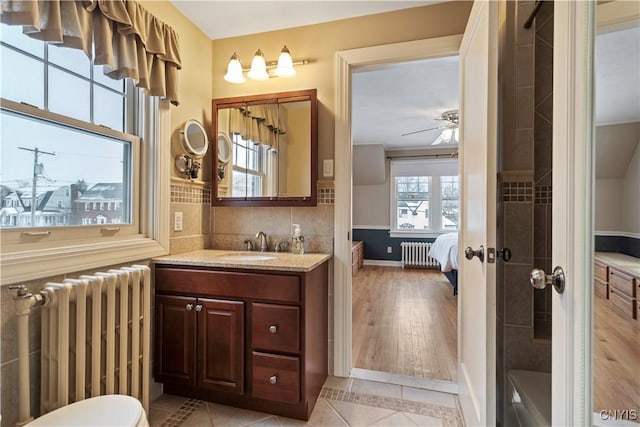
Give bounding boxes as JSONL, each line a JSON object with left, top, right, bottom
{"left": 430, "top": 232, "right": 459, "bottom": 272}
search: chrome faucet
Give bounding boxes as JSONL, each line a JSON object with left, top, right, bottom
{"left": 255, "top": 231, "right": 268, "bottom": 252}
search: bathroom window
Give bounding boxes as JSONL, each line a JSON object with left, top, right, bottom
{"left": 0, "top": 23, "right": 169, "bottom": 283}
{"left": 0, "top": 23, "right": 134, "bottom": 231}
{"left": 390, "top": 159, "right": 459, "bottom": 237}
{"left": 230, "top": 133, "right": 279, "bottom": 197}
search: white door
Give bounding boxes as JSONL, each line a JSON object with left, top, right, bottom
{"left": 457, "top": 1, "right": 498, "bottom": 425}
{"left": 457, "top": 1, "right": 596, "bottom": 426}
{"left": 551, "top": 1, "right": 595, "bottom": 425}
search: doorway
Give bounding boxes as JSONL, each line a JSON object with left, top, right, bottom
{"left": 349, "top": 56, "right": 461, "bottom": 383}
{"left": 333, "top": 35, "right": 463, "bottom": 383}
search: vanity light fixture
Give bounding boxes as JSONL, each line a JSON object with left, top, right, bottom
{"left": 248, "top": 49, "right": 269, "bottom": 80}
{"left": 224, "top": 45, "right": 308, "bottom": 84}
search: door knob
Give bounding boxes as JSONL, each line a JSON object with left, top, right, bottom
{"left": 186, "top": 304, "right": 193, "bottom": 311}
{"left": 497, "top": 248, "right": 512, "bottom": 262}
{"left": 530, "top": 266, "right": 565, "bottom": 294}
{"left": 269, "top": 375, "right": 278, "bottom": 385}
{"left": 465, "top": 245, "right": 484, "bottom": 262}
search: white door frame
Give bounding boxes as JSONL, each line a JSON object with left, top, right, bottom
{"left": 333, "top": 35, "right": 462, "bottom": 377}
{"left": 551, "top": 1, "right": 594, "bottom": 425}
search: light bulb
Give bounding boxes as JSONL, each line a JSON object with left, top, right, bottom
{"left": 275, "top": 45, "right": 296, "bottom": 78}
{"left": 224, "top": 52, "right": 245, "bottom": 84}
{"left": 248, "top": 49, "right": 269, "bottom": 80}
{"left": 441, "top": 128, "right": 453, "bottom": 142}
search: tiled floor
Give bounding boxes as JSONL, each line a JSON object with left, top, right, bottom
{"left": 148, "top": 376, "right": 464, "bottom": 427}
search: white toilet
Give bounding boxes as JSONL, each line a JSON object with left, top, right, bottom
{"left": 26, "top": 395, "right": 149, "bottom": 427}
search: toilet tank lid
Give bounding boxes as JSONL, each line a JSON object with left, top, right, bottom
{"left": 27, "top": 395, "right": 144, "bottom": 427}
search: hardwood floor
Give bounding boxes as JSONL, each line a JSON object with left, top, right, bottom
{"left": 352, "top": 265, "right": 458, "bottom": 381}
{"left": 593, "top": 292, "right": 640, "bottom": 416}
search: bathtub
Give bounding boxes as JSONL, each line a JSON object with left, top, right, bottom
{"left": 507, "top": 370, "right": 551, "bottom": 427}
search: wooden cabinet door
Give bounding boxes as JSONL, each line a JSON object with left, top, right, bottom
{"left": 197, "top": 298, "right": 245, "bottom": 394}
{"left": 155, "top": 295, "right": 197, "bottom": 386}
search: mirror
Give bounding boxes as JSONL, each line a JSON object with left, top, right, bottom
{"left": 212, "top": 89, "right": 317, "bottom": 206}
{"left": 592, "top": 3, "right": 640, "bottom": 423}
{"left": 175, "top": 120, "right": 209, "bottom": 180}
{"left": 182, "top": 120, "right": 209, "bottom": 157}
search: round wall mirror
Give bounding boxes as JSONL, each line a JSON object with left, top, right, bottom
{"left": 181, "top": 120, "right": 209, "bottom": 158}
{"left": 217, "top": 132, "right": 232, "bottom": 164}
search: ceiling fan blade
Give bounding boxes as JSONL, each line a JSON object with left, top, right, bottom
{"left": 431, "top": 133, "right": 445, "bottom": 145}
{"left": 401, "top": 125, "right": 446, "bottom": 137}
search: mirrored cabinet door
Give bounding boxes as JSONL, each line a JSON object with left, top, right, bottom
{"left": 212, "top": 89, "right": 317, "bottom": 206}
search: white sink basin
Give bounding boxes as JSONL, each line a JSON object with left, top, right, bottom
{"left": 216, "top": 253, "right": 277, "bottom": 262}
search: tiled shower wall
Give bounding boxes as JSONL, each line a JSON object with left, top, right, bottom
{"left": 497, "top": 0, "right": 553, "bottom": 424}
{"left": 532, "top": 1, "right": 554, "bottom": 340}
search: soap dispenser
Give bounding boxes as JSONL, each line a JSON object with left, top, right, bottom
{"left": 291, "top": 224, "right": 305, "bottom": 254}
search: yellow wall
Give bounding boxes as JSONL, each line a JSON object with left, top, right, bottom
{"left": 141, "top": 1, "right": 214, "bottom": 181}
{"left": 211, "top": 1, "right": 473, "bottom": 177}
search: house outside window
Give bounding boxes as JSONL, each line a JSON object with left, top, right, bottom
{"left": 390, "top": 159, "right": 459, "bottom": 237}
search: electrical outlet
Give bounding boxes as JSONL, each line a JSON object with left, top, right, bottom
{"left": 387, "top": 246, "right": 392, "bottom": 254}
{"left": 174, "top": 212, "right": 183, "bottom": 232}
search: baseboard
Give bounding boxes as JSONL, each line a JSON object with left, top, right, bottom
{"left": 363, "top": 259, "right": 402, "bottom": 267}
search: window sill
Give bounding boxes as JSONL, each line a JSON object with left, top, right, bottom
{"left": 389, "top": 230, "right": 457, "bottom": 239}
{"left": 1, "top": 236, "right": 169, "bottom": 284}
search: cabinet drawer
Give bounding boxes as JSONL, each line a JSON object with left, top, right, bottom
{"left": 252, "top": 352, "right": 300, "bottom": 404}
{"left": 609, "top": 288, "right": 635, "bottom": 318}
{"left": 594, "top": 279, "right": 608, "bottom": 299}
{"left": 155, "top": 267, "right": 300, "bottom": 303}
{"left": 594, "top": 261, "right": 608, "bottom": 282}
{"left": 609, "top": 268, "right": 635, "bottom": 298}
{"left": 252, "top": 303, "right": 300, "bottom": 353}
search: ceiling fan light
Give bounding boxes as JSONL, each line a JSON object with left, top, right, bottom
{"left": 224, "top": 52, "right": 245, "bottom": 84}
{"left": 248, "top": 49, "right": 269, "bottom": 80}
{"left": 441, "top": 128, "right": 453, "bottom": 142}
{"left": 275, "top": 45, "right": 296, "bottom": 78}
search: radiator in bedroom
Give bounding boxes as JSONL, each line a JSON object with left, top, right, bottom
{"left": 40, "top": 265, "right": 151, "bottom": 414}
{"left": 400, "top": 242, "right": 439, "bottom": 268}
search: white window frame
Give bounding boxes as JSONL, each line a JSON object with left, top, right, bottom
{"left": 389, "top": 158, "right": 459, "bottom": 238}
{"left": 0, "top": 95, "right": 170, "bottom": 284}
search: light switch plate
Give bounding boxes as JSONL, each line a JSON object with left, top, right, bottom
{"left": 323, "top": 159, "right": 334, "bottom": 177}
{"left": 174, "top": 212, "right": 183, "bottom": 232}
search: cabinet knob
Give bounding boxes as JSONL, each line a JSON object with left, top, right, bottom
{"left": 195, "top": 304, "right": 203, "bottom": 312}
{"left": 269, "top": 375, "right": 278, "bottom": 385}
{"left": 269, "top": 325, "right": 278, "bottom": 334}
{"left": 186, "top": 304, "right": 193, "bottom": 311}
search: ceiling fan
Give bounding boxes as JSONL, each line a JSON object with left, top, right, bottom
{"left": 401, "top": 109, "right": 459, "bottom": 145}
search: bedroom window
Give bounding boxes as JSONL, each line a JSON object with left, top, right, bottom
{"left": 390, "top": 159, "right": 459, "bottom": 237}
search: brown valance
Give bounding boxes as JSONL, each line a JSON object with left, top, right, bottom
{"left": 0, "top": 0, "right": 181, "bottom": 105}
{"left": 228, "top": 105, "right": 288, "bottom": 148}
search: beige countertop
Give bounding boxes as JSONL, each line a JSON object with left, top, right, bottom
{"left": 595, "top": 252, "right": 640, "bottom": 277}
{"left": 153, "top": 249, "right": 332, "bottom": 273}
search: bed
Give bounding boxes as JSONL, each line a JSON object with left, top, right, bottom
{"left": 429, "top": 232, "right": 459, "bottom": 295}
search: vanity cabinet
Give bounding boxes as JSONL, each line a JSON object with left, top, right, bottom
{"left": 153, "top": 261, "right": 328, "bottom": 420}
{"left": 155, "top": 295, "right": 244, "bottom": 393}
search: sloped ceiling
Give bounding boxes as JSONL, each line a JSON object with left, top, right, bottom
{"left": 596, "top": 25, "right": 640, "bottom": 125}
{"left": 595, "top": 122, "right": 640, "bottom": 179}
